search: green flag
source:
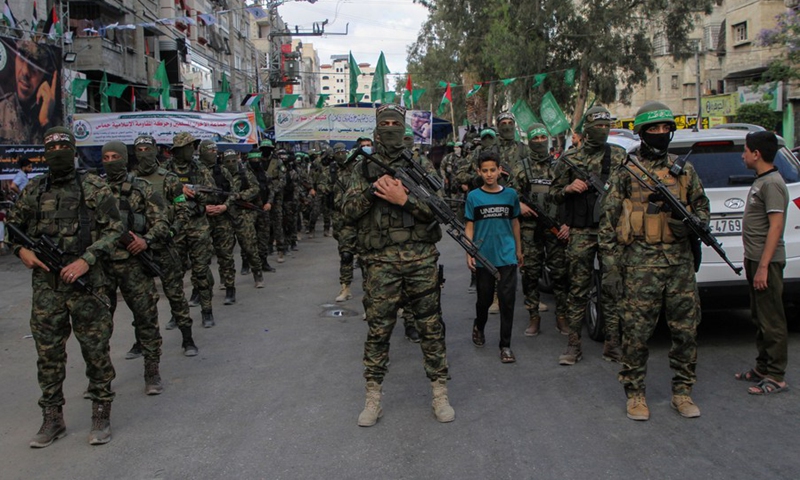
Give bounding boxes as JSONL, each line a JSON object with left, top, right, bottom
{"left": 532, "top": 73, "right": 547, "bottom": 89}
{"left": 501, "top": 78, "right": 516, "bottom": 86}
{"left": 383, "top": 91, "right": 396, "bottom": 103}
{"left": 539, "top": 91, "right": 571, "bottom": 135}
{"left": 510, "top": 99, "right": 540, "bottom": 134}
{"left": 412, "top": 88, "right": 425, "bottom": 104}
{"left": 100, "top": 73, "right": 110, "bottom": 113}
{"left": 185, "top": 89, "right": 196, "bottom": 110}
{"left": 348, "top": 51, "right": 361, "bottom": 104}
{"left": 213, "top": 92, "right": 230, "bottom": 112}
{"left": 71, "top": 78, "right": 90, "bottom": 98}
{"left": 315, "top": 94, "right": 330, "bottom": 108}
{"left": 564, "top": 69, "right": 576, "bottom": 86}
{"left": 370, "top": 52, "right": 390, "bottom": 105}
{"left": 355, "top": 93, "right": 365, "bottom": 103}
{"left": 466, "top": 84, "right": 481, "bottom": 98}
{"left": 281, "top": 94, "right": 300, "bottom": 108}
{"left": 105, "top": 82, "right": 127, "bottom": 98}
{"left": 437, "top": 83, "right": 452, "bottom": 116}
{"left": 151, "top": 60, "right": 170, "bottom": 109}
{"left": 574, "top": 97, "right": 596, "bottom": 133}
{"left": 221, "top": 72, "right": 230, "bottom": 93}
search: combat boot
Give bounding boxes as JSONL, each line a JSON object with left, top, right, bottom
{"left": 254, "top": 272, "right": 265, "bottom": 289}
{"left": 602, "top": 337, "right": 622, "bottom": 363}
{"left": 180, "top": 327, "right": 198, "bottom": 357}
{"left": 262, "top": 256, "right": 276, "bottom": 273}
{"left": 277, "top": 251, "right": 285, "bottom": 263}
{"left": 224, "top": 287, "right": 236, "bottom": 305}
{"left": 626, "top": 394, "right": 650, "bottom": 421}
{"left": 357, "top": 381, "right": 383, "bottom": 427}
{"left": 431, "top": 379, "right": 455, "bottom": 423}
{"left": 144, "top": 359, "right": 164, "bottom": 396}
{"left": 202, "top": 310, "right": 215, "bottom": 328}
{"left": 240, "top": 259, "right": 251, "bottom": 276}
{"left": 188, "top": 288, "right": 200, "bottom": 307}
{"left": 335, "top": 283, "right": 352, "bottom": 302}
{"left": 88, "top": 401, "right": 112, "bottom": 445}
{"left": 165, "top": 317, "right": 177, "bottom": 330}
{"left": 125, "top": 342, "right": 143, "bottom": 360}
{"left": 556, "top": 315, "right": 569, "bottom": 335}
{"left": 524, "top": 313, "right": 541, "bottom": 337}
{"left": 558, "top": 333, "right": 582, "bottom": 366}
{"left": 671, "top": 395, "right": 701, "bottom": 418}
{"left": 29, "top": 406, "right": 66, "bottom": 448}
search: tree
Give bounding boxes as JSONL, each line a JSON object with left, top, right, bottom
{"left": 757, "top": 7, "right": 800, "bottom": 84}
{"left": 408, "top": 0, "right": 713, "bottom": 128}
{"left": 735, "top": 103, "right": 782, "bottom": 131}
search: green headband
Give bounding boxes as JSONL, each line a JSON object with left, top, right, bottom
{"left": 528, "top": 127, "right": 549, "bottom": 138}
{"left": 634, "top": 109, "right": 674, "bottom": 127}
{"left": 247, "top": 152, "right": 262, "bottom": 159}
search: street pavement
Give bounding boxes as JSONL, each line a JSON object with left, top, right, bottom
{"left": 0, "top": 230, "right": 798, "bottom": 480}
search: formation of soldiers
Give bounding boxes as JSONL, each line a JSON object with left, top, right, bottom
{"left": 7, "top": 99, "right": 712, "bottom": 445}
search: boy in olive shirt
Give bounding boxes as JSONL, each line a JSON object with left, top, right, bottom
{"left": 737, "top": 131, "right": 790, "bottom": 394}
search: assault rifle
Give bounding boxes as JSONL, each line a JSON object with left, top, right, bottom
{"left": 185, "top": 184, "right": 268, "bottom": 216}
{"left": 119, "top": 232, "right": 163, "bottom": 278}
{"left": 354, "top": 147, "right": 500, "bottom": 280}
{"left": 559, "top": 155, "right": 609, "bottom": 194}
{"left": 519, "top": 193, "right": 565, "bottom": 241}
{"left": 7, "top": 223, "right": 111, "bottom": 308}
{"left": 621, "top": 155, "right": 743, "bottom": 275}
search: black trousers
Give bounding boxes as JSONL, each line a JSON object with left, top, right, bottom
{"left": 474, "top": 264, "right": 518, "bottom": 349}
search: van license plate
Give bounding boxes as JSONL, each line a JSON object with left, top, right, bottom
{"left": 709, "top": 217, "right": 742, "bottom": 236}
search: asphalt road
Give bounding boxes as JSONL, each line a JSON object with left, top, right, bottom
{"left": 0, "top": 230, "right": 798, "bottom": 480}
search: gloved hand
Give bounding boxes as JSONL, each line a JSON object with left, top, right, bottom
{"left": 668, "top": 217, "right": 687, "bottom": 239}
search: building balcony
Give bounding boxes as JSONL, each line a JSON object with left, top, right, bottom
{"left": 69, "top": 35, "right": 146, "bottom": 84}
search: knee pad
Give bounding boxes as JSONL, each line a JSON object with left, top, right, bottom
{"left": 340, "top": 252, "right": 354, "bottom": 265}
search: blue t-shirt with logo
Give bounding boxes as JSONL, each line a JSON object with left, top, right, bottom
{"left": 465, "top": 186, "right": 520, "bottom": 268}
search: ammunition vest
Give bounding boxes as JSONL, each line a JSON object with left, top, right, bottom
{"left": 237, "top": 165, "right": 251, "bottom": 191}
{"left": 562, "top": 146, "right": 611, "bottom": 228}
{"left": 174, "top": 161, "right": 203, "bottom": 216}
{"left": 616, "top": 162, "right": 690, "bottom": 245}
{"left": 34, "top": 173, "right": 95, "bottom": 256}
{"left": 117, "top": 174, "right": 148, "bottom": 235}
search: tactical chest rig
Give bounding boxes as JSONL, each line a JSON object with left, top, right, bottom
{"left": 35, "top": 172, "right": 95, "bottom": 256}
{"left": 563, "top": 145, "right": 611, "bottom": 228}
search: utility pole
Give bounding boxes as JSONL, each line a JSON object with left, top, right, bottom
{"left": 695, "top": 40, "right": 702, "bottom": 132}
{"left": 486, "top": 82, "right": 495, "bottom": 127}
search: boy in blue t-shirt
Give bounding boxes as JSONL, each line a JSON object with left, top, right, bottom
{"left": 465, "top": 151, "right": 523, "bottom": 363}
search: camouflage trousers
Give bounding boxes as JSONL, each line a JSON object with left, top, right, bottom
{"left": 564, "top": 230, "right": 619, "bottom": 340}
{"left": 618, "top": 263, "right": 700, "bottom": 397}
{"left": 321, "top": 194, "right": 332, "bottom": 230}
{"left": 233, "top": 210, "right": 263, "bottom": 276}
{"left": 305, "top": 194, "right": 321, "bottom": 232}
{"left": 154, "top": 244, "right": 192, "bottom": 328}
{"left": 208, "top": 214, "right": 236, "bottom": 288}
{"left": 334, "top": 215, "right": 356, "bottom": 285}
{"left": 30, "top": 270, "right": 115, "bottom": 408}
{"left": 105, "top": 257, "right": 162, "bottom": 361}
{"left": 177, "top": 219, "right": 213, "bottom": 311}
{"left": 254, "top": 206, "right": 271, "bottom": 260}
{"left": 270, "top": 192, "right": 285, "bottom": 253}
{"left": 283, "top": 195, "right": 299, "bottom": 245}
{"left": 361, "top": 258, "right": 415, "bottom": 329}
{"left": 362, "top": 254, "right": 447, "bottom": 383}
{"left": 519, "top": 224, "right": 568, "bottom": 318}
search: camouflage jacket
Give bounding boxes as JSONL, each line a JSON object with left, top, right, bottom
{"left": 550, "top": 143, "right": 628, "bottom": 233}
{"left": 598, "top": 150, "right": 710, "bottom": 267}
{"left": 0, "top": 93, "right": 50, "bottom": 145}
{"left": 136, "top": 166, "right": 190, "bottom": 241}
{"left": 8, "top": 171, "right": 122, "bottom": 288}
{"left": 107, "top": 174, "right": 170, "bottom": 261}
{"left": 161, "top": 159, "right": 214, "bottom": 233}
{"left": 508, "top": 153, "right": 559, "bottom": 228}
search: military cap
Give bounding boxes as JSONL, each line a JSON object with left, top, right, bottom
{"left": 198, "top": 139, "right": 217, "bottom": 153}
{"left": 17, "top": 40, "right": 56, "bottom": 73}
{"left": 333, "top": 143, "right": 346, "bottom": 153}
{"left": 172, "top": 132, "right": 200, "bottom": 149}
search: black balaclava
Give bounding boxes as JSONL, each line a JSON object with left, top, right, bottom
{"left": 101, "top": 141, "right": 129, "bottom": 184}
{"left": 640, "top": 129, "right": 673, "bottom": 159}
{"left": 43, "top": 127, "right": 76, "bottom": 183}
{"left": 375, "top": 106, "right": 406, "bottom": 158}
{"left": 134, "top": 136, "right": 159, "bottom": 175}
{"left": 582, "top": 106, "right": 612, "bottom": 151}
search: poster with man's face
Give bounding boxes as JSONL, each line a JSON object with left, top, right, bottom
{"left": 0, "top": 36, "right": 62, "bottom": 147}
{"left": 406, "top": 110, "right": 432, "bottom": 145}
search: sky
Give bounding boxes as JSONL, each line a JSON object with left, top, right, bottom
{"left": 277, "top": 0, "right": 430, "bottom": 81}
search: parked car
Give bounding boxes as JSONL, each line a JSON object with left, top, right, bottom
{"left": 580, "top": 129, "right": 800, "bottom": 340}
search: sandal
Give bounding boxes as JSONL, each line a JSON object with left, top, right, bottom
{"left": 735, "top": 368, "right": 765, "bottom": 383}
{"left": 472, "top": 326, "right": 485, "bottom": 348}
{"left": 500, "top": 347, "right": 516, "bottom": 363}
{"left": 748, "top": 378, "right": 789, "bottom": 395}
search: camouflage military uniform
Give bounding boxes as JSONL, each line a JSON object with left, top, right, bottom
{"left": 509, "top": 147, "right": 568, "bottom": 326}
{"left": 266, "top": 152, "right": 287, "bottom": 257}
{"left": 282, "top": 154, "right": 300, "bottom": 249}
{"left": 343, "top": 145, "right": 447, "bottom": 383}
{"left": 245, "top": 151, "right": 275, "bottom": 269}
{"left": 8, "top": 156, "right": 121, "bottom": 409}
{"left": 550, "top": 141, "right": 627, "bottom": 346}
{"left": 227, "top": 153, "right": 264, "bottom": 282}
{"left": 303, "top": 153, "right": 324, "bottom": 235}
{"left": 162, "top": 134, "right": 216, "bottom": 322}
{"left": 599, "top": 149, "right": 709, "bottom": 398}
{"left": 207, "top": 162, "right": 239, "bottom": 290}
{"left": 321, "top": 146, "right": 358, "bottom": 287}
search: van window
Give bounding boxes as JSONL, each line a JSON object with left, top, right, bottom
{"left": 669, "top": 144, "right": 800, "bottom": 187}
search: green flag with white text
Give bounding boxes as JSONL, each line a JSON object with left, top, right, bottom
{"left": 370, "top": 52, "right": 390, "bottom": 105}
{"left": 539, "top": 91, "right": 570, "bottom": 135}
{"left": 348, "top": 51, "right": 361, "bottom": 104}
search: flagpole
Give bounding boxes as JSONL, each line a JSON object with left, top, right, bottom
{"left": 449, "top": 96, "right": 456, "bottom": 142}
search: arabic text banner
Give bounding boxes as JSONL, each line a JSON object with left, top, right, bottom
{"left": 72, "top": 111, "right": 258, "bottom": 146}
{"left": 274, "top": 107, "right": 376, "bottom": 142}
